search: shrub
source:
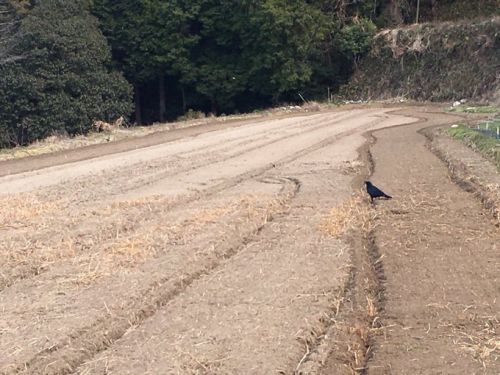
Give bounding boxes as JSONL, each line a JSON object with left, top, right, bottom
{"left": 0, "top": 0, "right": 132, "bottom": 147}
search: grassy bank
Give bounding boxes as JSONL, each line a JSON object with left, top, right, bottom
{"left": 448, "top": 106, "right": 500, "bottom": 114}
{"left": 448, "top": 124, "right": 500, "bottom": 169}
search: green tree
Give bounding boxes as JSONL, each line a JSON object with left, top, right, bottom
{"left": 0, "top": 0, "right": 132, "bottom": 146}
{"left": 193, "top": 0, "right": 328, "bottom": 111}
{"left": 0, "top": 0, "right": 22, "bottom": 65}
{"left": 336, "top": 18, "right": 377, "bottom": 67}
{"left": 93, "top": 0, "right": 199, "bottom": 123}
{"left": 245, "top": 0, "right": 327, "bottom": 99}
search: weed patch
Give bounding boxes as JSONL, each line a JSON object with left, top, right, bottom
{"left": 448, "top": 106, "right": 500, "bottom": 114}
{"left": 448, "top": 124, "right": 500, "bottom": 169}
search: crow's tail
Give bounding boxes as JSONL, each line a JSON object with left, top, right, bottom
{"left": 384, "top": 194, "right": 392, "bottom": 199}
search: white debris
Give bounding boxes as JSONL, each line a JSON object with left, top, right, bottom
{"left": 343, "top": 99, "right": 367, "bottom": 105}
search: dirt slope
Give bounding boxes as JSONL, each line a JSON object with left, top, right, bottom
{"left": 343, "top": 17, "right": 500, "bottom": 103}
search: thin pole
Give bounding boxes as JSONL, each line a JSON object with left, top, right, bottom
{"left": 416, "top": 0, "right": 420, "bottom": 24}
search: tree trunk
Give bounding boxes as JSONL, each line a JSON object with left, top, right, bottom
{"left": 389, "top": 0, "right": 403, "bottom": 25}
{"left": 159, "top": 74, "right": 166, "bottom": 123}
{"left": 430, "top": 0, "right": 437, "bottom": 21}
{"left": 134, "top": 85, "right": 142, "bottom": 125}
{"left": 181, "top": 85, "right": 186, "bottom": 113}
{"left": 415, "top": 0, "right": 421, "bottom": 24}
{"left": 210, "top": 100, "right": 217, "bottom": 115}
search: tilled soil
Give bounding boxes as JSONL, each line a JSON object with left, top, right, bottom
{"left": 0, "top": 107, "right": 497, "bottom": 375}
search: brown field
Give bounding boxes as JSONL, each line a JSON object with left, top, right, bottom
{"left": 0, "top": 107, "right": 497, "bottom": 374}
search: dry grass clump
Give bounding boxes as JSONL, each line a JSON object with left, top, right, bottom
{"left": 454, "top": 315, "right": 499, "bottom": 368}
{"left": 0, "top": 134, "right": 69, "bottom": 161}
{"left": 175, "top": 349, "right": 227, "bottom": 375}
{"left": 484, "top": 183, "right": 500, "bottom": 224}
{"left": 0, "top": 130, "right": 122, "bottom": 162}
{"left": 460, "top": 335, "right": 499, "bottom": 367}
{"left": 319, "top": 195, "right": 377, "bottom": 238}
{"left": 0, "top": 197, "right": 217, "bottom": 287}
{"left": 0, "top": 190, "right": 288, "bottom": 289}
{"left": 345, "top": 322, "right": 371, "bottom": 367}
{"left": 107, "top": 195, "right": 173, "bottom": 210}
{"left": 60, "top": 206, "right": 235, "bottom": 286}
{"left": 72, "top": 194, "right": 285, "bottom": 285}
{"left": 313, "top": 194, "right": 387, "bottom": 374}
{"left": 184, "top": 207, "right": 233, "bottom": 227}
{"left": 301, "top": 101, "right": 322, "bottom": 112}
{"left": 100, "top": 206, "right": 233, "bottom": 265}
{"left": 238, "top": 193, "right": 288, "bottom": 223}
{"left": 0, "top": 236, "right": 80, "bottom": 290}
{"left": 102, "top": 195, "right": 278, "bottom": 262}
{"left": 0, "top": 193, "right": 61, "bottom": 229}
{"left": 90, "top": 195, "right": 176, "bottom": 218}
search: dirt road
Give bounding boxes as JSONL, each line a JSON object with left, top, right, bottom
{"left": 0, "top": 107, "right": 497, "bottom": 374}
{"left": 364, "top": 112, "right": 499, "bottom": 374}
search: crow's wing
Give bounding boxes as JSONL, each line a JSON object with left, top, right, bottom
{"left": 368, "top": 185, "right": 389, "bottom": 198}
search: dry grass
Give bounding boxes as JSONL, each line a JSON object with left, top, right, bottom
{"left": 294, "top": 194, "right": 382, "bottom": 374}
{"left": 459, "top": 334, "right": 499, "bottom": 367}
{"left": 6, "top": 193, "right": 287, "bottom": 287}
{"left": 94, "top": 206, "right": 233, "bottom": 268}
{"left": 176, "top": 349, "right": 228, "bottom": 375}
{"left": 319, "top": 195, "right": 377, "bottom": 238}
{"left": 484, "top": 183, "right": 500, "bottom": 224}
{"left": 453, "top": 314, "right": 500, "bottom": 368}
{"left": 91, "top": 195, "right": 178, "bottom": 219}
{"left": 300, "top": 101, "right": 322, "bottom": 112}
{"left": 0, "top": 194, "right": 240, "bottom": 288}
{"left": 0, "top": 131, "right": 121, "bottom": 161}
{"left": 0, "top": 193, "right": 62, "bottom": 229}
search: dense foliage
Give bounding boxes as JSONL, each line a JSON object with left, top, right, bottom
{"left": 92, "top": 0, "right": 382, "bottom": 123}
{"left": 0, "top": 0, "right": 498, "bottom": 147}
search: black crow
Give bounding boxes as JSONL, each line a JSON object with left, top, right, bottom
{"left": 365, "top": 181, "right": 392, "bottom": 203}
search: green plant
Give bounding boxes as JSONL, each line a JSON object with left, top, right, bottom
{"left": 448, "top": 106, "right": 500, "bottom": 114}
{"left": 336, "top": 18, "right": 377, "bottom": 61}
